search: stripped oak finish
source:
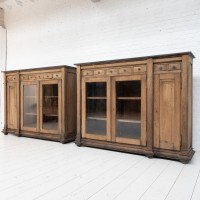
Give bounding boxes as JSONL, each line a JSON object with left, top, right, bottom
{"left": 76, "top": 52, "right": 194, "bottom": 162}
{"left": 3, "top": 66, "right": 76, "bottom": 143}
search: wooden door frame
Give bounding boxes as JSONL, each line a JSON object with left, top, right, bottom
{"left": 39, "top": 79, "right": 62, "bottom": 134}
{"left": 112, "top": 75, "right": 147, "bottom": 146}
{"left": 20, "top": 81, "right": 39, "bottom": 132}
{"left": 82, "top": 77, "right": 111, "bottom": 141}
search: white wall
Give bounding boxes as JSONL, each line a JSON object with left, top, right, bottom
{"left": 0, "top": 26, "right": 6, "bottom": 130}
{"left": 2, "top": 0, "right": 200, "bottom": 149}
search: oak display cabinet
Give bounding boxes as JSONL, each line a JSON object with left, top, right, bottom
{"left": 3, "top": 66, "right": 76, "bottom": 143}
{"left": 76, "top": 52, "right": 195, "bottom": 163}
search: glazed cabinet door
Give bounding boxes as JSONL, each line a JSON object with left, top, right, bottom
{"left": 7, "top": 82, "right": 18, "bottom": 129}
{"left": 40, "top": 80, "right": 61, "bottom": 134}
{"left": 82, "top": 77, "right": 111, "bottom": 141}
{"left": 112, "top": 75, "right": 147, "bottom": 145}
{"left": 21, "top": 81, "right": 39, "bottom": 132}
{"left": 154, "top": 73, "right": 181, "bottom": 150}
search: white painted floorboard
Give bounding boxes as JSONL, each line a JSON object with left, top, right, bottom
{"left": 0, "top": 134, "right": 200, "bottom": 200}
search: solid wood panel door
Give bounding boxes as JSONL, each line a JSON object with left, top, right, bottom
{"left": 112, "top": 75, "right": 147, "bottom": 145}
{"left": 40, "top": 80, "right": 62, "bottom": 134}
{"left": 82, "top": 77, "right": 111, "bottom": 141}
{"left": 154, "top": 73, "right": 181, "bottom": 150}
{"left": 7, "top": 82, "right": 18, "bottom": 129}
{"left": 21, "top": 81, "right": 39, "bottom": 132}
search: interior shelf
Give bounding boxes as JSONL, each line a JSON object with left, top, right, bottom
{"left": 117, "top": 119, "right": 141, "bottom": 123}
{"left": 87, "top": 116, "right": 106, "bottom": 120}
{"left": 24, "top": 113, "right": 37, "bottom": 115}
{"left": 87, "top": 97, "right": 106, "bottom": 99}
{"left": 25, "top": 96, "right": 37, "bottom": 98}
{"left": 117, "top": 97, "right": 141, "bottom": 100}
{"left": 43, "top": 114, "right": 58, "bottom": 117}
{"left": 44, "top": 96, "right": 58, "bottom": 98}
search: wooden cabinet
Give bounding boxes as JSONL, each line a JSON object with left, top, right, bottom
{"left": 3, "top": 66, "right": 76, "bottom": 143}
{"left": 76, "top": 52, "right": 195, "bottom": 163}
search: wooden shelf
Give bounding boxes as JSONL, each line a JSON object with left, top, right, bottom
{"left": 87, "top": 97, "right": 106, "bottom": 99}
{"left": 25, "top": 96, "right": 37, "bottom": 98}
{"left": 44, "top": 96, "right": 58, "bottom": 98}
{"left": 87, "top": 116, "right": 106, "bottom": 121}
{"left": 117, "top": 97, "right": 141, "bottom": 100}
{"left": 43, "top": 114, "right": 58, "bottom": 117}
{"left": 24, "top": 113, "right": 37, "bottom": 116}
{"left": 117, "top": 119, "right": 141, "bottom": 123}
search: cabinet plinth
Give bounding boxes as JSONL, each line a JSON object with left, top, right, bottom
{"left": 3, "top": 66, "right": 76, "bottom": 143}
{"left": 76, "top": 52, "right": 195, "bottom": 163}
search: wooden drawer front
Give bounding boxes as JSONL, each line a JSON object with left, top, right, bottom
{"left": 36, "top": 74, "right": 44, "bottom": 79}
{"left": 20, "top": 75, "right": 28, "bottom": 81}
{"left": 133, "top": 65, "right": 146, "bottom": 73}
{"left": 82, "top": 70, "right": 93, "bottom": 76}
{"left": 53, "top": 73, "right": 62, "bottom": 79}
{"left": 154, "top": 64, "right": 168, "bottom": 72}
{"left": 7, "top": 76, "right": 17, "bottom": 82}
{"left": 106, "top": 69, "right": 118, "bottom": 76}
{"left": 118, "top": 67, "right": 132, "bottom": 75}
{"left": 29, "top": 75, "right": 36, "bottom": 80}
{"left": 94, "top": 69, "right": 104, "bottom": 76}
{"left": 169, "top": 63, "right": 181, "bottom": 71}
{"left": 44, "top": 73, "right": 53, "bottom": 79}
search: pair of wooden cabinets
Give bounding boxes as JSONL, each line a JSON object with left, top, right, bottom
{"left": 76, "top": 52, "right": 194, "bottom": 163}
{"left": 3, "top": 52, "right": 194, "bottom": 162}
{"left": 3, "top": 66, "right": 76, "bottom": 143}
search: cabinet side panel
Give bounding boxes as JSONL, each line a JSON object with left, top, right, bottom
{"left": 76, "top": 66, "right": 81, "bottom": 145}
{"left": 188, "top": 63, "right": 192, "bottom": 149}
{"left": 181, "top": 55, "right": 189, "bottom": 150}
{"left": 7, "top": 83, "right": 17, "bottom": 129}
{"left": 66, "top": 72, "right": 76, "bottom": 137}
{"left": 4, "top": 73, "right": 6, "bottom": 130}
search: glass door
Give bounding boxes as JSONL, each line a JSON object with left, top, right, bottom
{"left": 40, "top": 80, "right": 61, "bottom": 134}
{"left": 112, "top": 75, "right": 146, "bottom": 145}
{"left": 82, "top": 77, "right": 111, "bottom": 141}
{"left": 21, "top": 82, "right": 38, "bottom": 131}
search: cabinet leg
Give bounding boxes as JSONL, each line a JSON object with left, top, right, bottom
{"left": 180, "top": 159, "right": 189, "bottom": 164}
{"left": 61, "top": 140, "right": 66, "bottom": 144}
{"left": 75, "top": 139, "right": 81, "bottom": 146}
{"left": 147, "top": 155, "right": 154, "bottom": 159}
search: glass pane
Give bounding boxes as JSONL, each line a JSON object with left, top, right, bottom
{"left": 116, "top": 81, "right": 141, "bottom": 97}
{"left": 86, "top": 99, "right": 106, "bottom": 135}
{"left": 87, "top": 82, "right": 106, "bottom": 97}
{"left": 86, "top": 82, "right": 107, "bottom": 135}
{"left": 23, "top": 85, "right": 37, "bottom": 128}
{"left": 42, "top": 84, "right": 58, "bottom": 130}
{"left": 116, "top": 80, "right": 141, "bottom": 139}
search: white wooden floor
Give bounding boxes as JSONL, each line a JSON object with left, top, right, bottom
{"left": 0, "top": 134, "right": 200, "bottom": 200}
